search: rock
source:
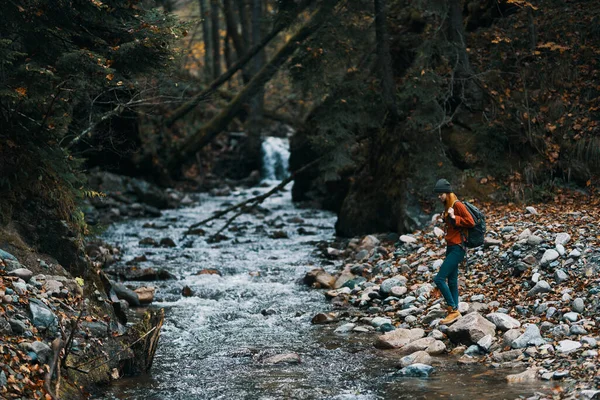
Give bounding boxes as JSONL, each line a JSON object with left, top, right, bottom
{"left": 112, "top": 283, "right": 141, "bottom": 306}
{"left": 12, "top": 281, "right": 27, "bottom": 295}
{"left": 263, "top": 353, "right": 301, "bottom": 365}
{"left": 0, "top": 319, "right": 12, "bottom": 335}
{"left": 371, "top": 317, "right": 392, "bottom": 328}
{"left": 446, "top": 312, "right": 496, "bottom": 345}
{"left": 563, "top": 312, "right": 579, "bottom": 322}
{"left": 568, "top": 249, "right": 581, "bottom": 258}
{"left": 506, "top": 368, "right": 539, "bottom": 383}
{"left": 399, "top": 235, "right": 417, "bottom": 244}
{"left": 527, "top": 235, "right": 543, "bottom": 245}
{"left": 31, "top": 341, "right": 52, "bottom": 364}
{"left": 518, "top": 228, "right": 532, "bottom": 241}
{"left": 390, "top": 286, "right": 407, "bottom": 297}
{"left": 395, "top": 363, "right": 434, "bottom": 378}
{"left": 556, "top": 244, "right": 565, "bottom": 256}
{"left": 540, "top": 250, "right": 559, "bottom": 265}
{"left": 486, "top": 312, "right": 521, "bottom": 331}
{"left": 580, "top": 390, "right": 600, "bottom": 399}
{"left": 433, "top": 227, "right": 444, "bottom": 238}
{"left": 554, "top": 269, "right": 568, "bottom": 283}
{"left": 134, "top": 287, "right": 155, "bottom": 304}
{"left": 581, "top": 337, "right": 597, "bottom": 348}
{"left": 374, "top": 328, "right": 425, "bottom": 349}
{"left": 122, "top": 268, "right": 177, "bottom": 281}
{"left": 511, "top": 324, "right": 546, "bottom": 348}
{"left": 400, "top": 350, "right": 432, "bottom": 367}
{"left": 29, "top": 299, "right": 58, "bottom": 330}
{"left": 398, "top": 337, "right": 446, "bottom": 356}
{"left": 572, "top": 298, "right": 585, "bottom": 313}
{"left": 81, "top": 321, "right": 109, "bottom": 337}
{"left": 8, "top": 319, "right": 27, "bottom": 334}
{"left": 492, "top": 349, "right": 523, "bottom": 362}
{"left": 8, "top": 268, "right": 33, "bottom": 282}
{"left": 556, "top": 340, "right": 582, "bottom": 354}
{"left": 303, "top": 268, "right": 336, "bottom": 289}
{"left": 555, "top": 233, "right": 571, "bottom": 246}
{"left": 139, "top": 237, "right": 157, "bottom": 246}
{"left": 181, "top": 286, "right": 193, "bottom": 297}
{"left": 525, "top": 206, "right": 538, "bottom": 215}
{"left": 333, "top": 271, "right": 355, "bottom": 289}
{"left": 477, "top": 335, "right": 494, "bottom": 352}
{"left": 0, "top": 370, "right": 6, "bottom": 388}
{"left": 334, "top": 323, "right": 356, "bottom": 334}
{"left": 484, "top": 237, "right": 503, "bottom": 247}
{"left": 159, "top": 238, "right": 177, "bottom": 247}
{"left": 380, "top": 278, "right": 403, "bottom": 295}
{"left": 527, "top": 280, "right": 551, "bottom": 297}
{"left": 0, "top": 249, "right": 17, "bottom": 261}
{"left": 422, "top": 309, "right": 447, "bottom": 324}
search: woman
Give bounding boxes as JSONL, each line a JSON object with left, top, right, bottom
{"left": 433, "top": 178, "right": 475, "bottom": 325}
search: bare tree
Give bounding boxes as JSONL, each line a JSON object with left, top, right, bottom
{"left": 210, "top": 0, "right": 221, "bottom": 79}
{"left": 374, "top": 0, "right": 398, "bottom": 122}
{"left": 199, "top": 0, "right": 213, "bottom": 80}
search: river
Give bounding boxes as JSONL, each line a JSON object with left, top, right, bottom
{"left": 96, "top": 139, "right": 552, "bottom": 400}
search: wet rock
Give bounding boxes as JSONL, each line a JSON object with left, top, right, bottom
{"left": 311, "top": 313, "right": 338, "bottom": 325}
{"left": 139, "top": 237, "right": 157, "bottom": 246}
{"left": 122, "top": 268, "right": 176, "bottom": 281}
{"left": 81, "top": 321, "right": 109, "bottom": 338}
{"left": 262, "top": 353, "right": 301, "bottom": 365}
{"left": 0, "top": 249, "right": 17, "bottom": 261}
{"left": 270, "top": 230, "right": 288, "bottom": 239}
{"left": 512, "top": 324, "right": 546, "bottom": 348}
{"left": 182, "top": 286, "right": 194, "bottom": 297}
{"left": 371, "top": 317, "right": 392, "bottom": 328}
{"left": 303, "top": 268, "right": 336, "bottom": 289}
{"left": 506, "top": 368, "right": 539, "bottom": 383}
{"left": 399, "top": 351, "right": 432, "bottom": 367}
{"left": 446, "top": 312, "right": 496, "bottom": 345}
{"left": 492, "top": 349, "right": 522, "bottom": 362}
{"left": 8, "top": 268, "right": 33, "bottom": 282}
{"left": 395, "top": 363, "right": 434, "bottom": 377}
{"left": 159, "top": 238, "right": 177, "bottom": 247}
{"left": 486, "top": 312, "right": 521, "bottom": 331}
{"left": 112, "top": 283, "right": 141, "bottom": 306}
{"left": 134, "top": 287, "right": 155, "bottom": 304}
{"left": 374, "top": 328, "right": 425, "bottom": 349}
{"left": 334, "top": 323, "right": 356, "bottom": 334}
{"left": 398, "top": 337, "right": 446, "bottom": 356}
{"left": 334, "top": 270, "right": 355, "bottom": 289}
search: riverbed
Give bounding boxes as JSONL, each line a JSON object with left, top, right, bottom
{"left": 97, "top": 182, "right": 553, "bottom": 400}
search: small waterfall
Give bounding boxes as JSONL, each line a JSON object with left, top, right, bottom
{"left": 261, "top": 136, "right": 290, "bottom": 181}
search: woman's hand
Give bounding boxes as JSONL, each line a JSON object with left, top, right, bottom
{"left": 448, "top": 207, "right": 455, "bottom": 219}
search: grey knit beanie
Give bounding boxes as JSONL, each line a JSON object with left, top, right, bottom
{"left": 434, "top": 178, "right": 452, "bottom": 193}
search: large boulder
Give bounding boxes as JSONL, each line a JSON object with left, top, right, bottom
{"left": 397, "top": 337, "right": 446, "bottom": 356}
{"left": 446, "top": 312, "right": 496, "bottom": 345}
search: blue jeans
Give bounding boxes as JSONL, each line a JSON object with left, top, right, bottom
{"left": 433, "top": 245, "right": 465, "bottom": 309}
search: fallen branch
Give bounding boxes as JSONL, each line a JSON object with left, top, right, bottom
{"left": 44, "top": 337, "right": 64, "bottom": 400}
{"left": 185, "top": 158, "right": 321, "bottom": 237}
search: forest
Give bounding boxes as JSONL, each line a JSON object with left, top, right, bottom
{"left": 1, "top": 0, "right": 599, "bottom": 398}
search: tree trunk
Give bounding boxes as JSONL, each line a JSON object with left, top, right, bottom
{"left": 164, "top": 0, "right": 315, "bottom": 128}
{"left": 374, "top": 0, "right": 398, "bottom": 122}
{"left": 237, "top": 0, "right": 250, "bottom": 50}
{"left": 249, "top": 0, "right": 265, "bottom": 121}
{"left": 446, "top": 0, "right": 482, "bottom": 106}
{"left": 199, "top": 0, "right": 213, "bottom": 80}
{"left": 527, "top": 6, "right": 537, "bottom": 51}
{"left": 168, "top": 1, "right": 339, "bottom": 169}
{"left": 224, "top": 0, "right": 250, "bottom": 82}
{"left": 210, "top": 0, "right": 221, "bottom": 79}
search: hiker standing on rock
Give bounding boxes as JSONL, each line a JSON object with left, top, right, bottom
{"left": 433, "top": 178, "right": 475, "bottom": 325}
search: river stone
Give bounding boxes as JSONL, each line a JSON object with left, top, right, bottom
{"left": 29, "top": 299, "right": 58, "bottom": 330}
{"left": 374, "top": 328, "right": 425, "bottom": 349}
{"left": 477, "top": 335, "right": 494, "bottom": 352}
{"left": 12, "top": 281, "right": 27, "bottom": 296}
{"left": 572, "top": 298, "right": 585, "bottom": 313}
{"left": 512, "top": 324, "right": 546, "bottom": 348}
{"left": 400, "top": 351, "right": 432, "bottom": 367}
{"left": 422, "top": 309, "right": 447, "bottom": 324}
{"left": 582, "top": 337, "right": 597, "bottom": 348}
{"left": 556, "top": 340, "right": 581, "bottom": 354}
{"left": 527, "top": 235, "right": 543, "bottom": 245}
{"left": 541, "top": 250, "right": 559, "bottom": 265}
{"left": 570, "top": 325, "right": 587, "bottom": 335}
{"left": 506, "top": 368, "right": 539, "bottom": 383}
{"left": 395, "top": 363, "right": 434, "bottom": 378}
{"left": 0, "top": 249, "right": 17, "bottom": 261}
{"left": 0, "top": 319, "right": 12, "bottom": 335}
{"left": 486, "top": 312, "right": 521, "bottom": 331}
{"left": 334, "top": 271, "right": 355, "bottom": 289}
{"left": 563, "top": 312, "right": 579, "bottom": 322}
{"left": 433, "top": 227, "right": 444, "bottom": 238}
{"left": 555, "top": 233, "right": 571, "bottom": 246}
{"left": 568, "top": 249, "right": 581, "bottom": 258}
{"left": 399, "top": 235, "right": 417, "bottom": 244}
{"left": 334, "top": 323, "right": 356, "bottom": 334}
{"left": 112, "top": 283, "right": 141, "bottom": 306}
{"left": 134, "top": 287, "right": 155, "bottom": 304}
{"left": 390, "top": 286, "right": 407, "bottom": 297}
{"left": 8, "top": 319, "right": 27, "bottom": 334}
{"left": 492, "top": 349, "right": 523, "bottom": 362}
{"left": 8, "top": 268, "right": 33, "bottom": 282}
{"left": 525, "top": 206, "right": 538, "bottom": 215}
{"left": 446, "top": 312, "right": 496, "bottom": 345}
{"left": 518, "top": 228, "right": 532, "bottom": 241}
{"left": 398, "top": 337, "right": 446, "bottom": 356}
{"left": 380, "top": 278, "right": 402, "bottom": 295}
{"left": 371, "top": 317, "right": 392, "bottom": 328}
{"left": 31, "top": 341, "right": 52, "bottom": 364}
{"left": 527, "top": 280, "right": 551, "bottom": 297}
{"left": 554, "top": 269, "right": 568, "bottom": 283}
{"left": 556, "top": 244, "right": 565, "bottom": 256}
{"left": 263, "top": 353, "right": 301, "bottom": 365}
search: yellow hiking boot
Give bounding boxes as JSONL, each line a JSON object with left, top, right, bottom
{"left": 440, "top": 307, "right": 461, "bottom": 325}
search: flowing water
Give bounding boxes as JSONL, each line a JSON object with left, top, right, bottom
{"left": 97, "top": 139, "right": 554, "bottom": 400}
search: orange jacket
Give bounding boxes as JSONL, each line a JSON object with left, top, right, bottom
{"left": 445, "top": 201, "right": 475, "bottom": 246}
